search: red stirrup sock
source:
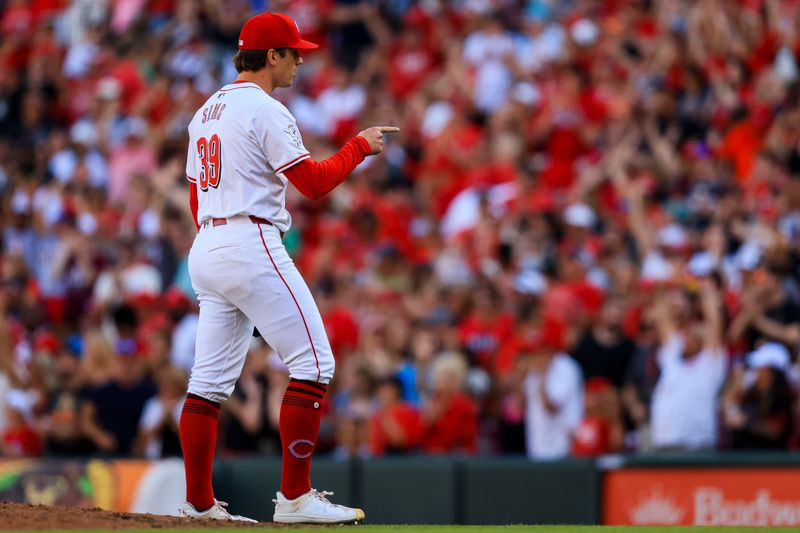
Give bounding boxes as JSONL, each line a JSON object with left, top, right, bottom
{"left": 279, "top": 378, "right": 328, "bottom": 500}
{"left": 180, "top": 393, "right": 220, "bottom": 511}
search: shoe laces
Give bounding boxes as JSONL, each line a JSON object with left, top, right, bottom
{"left": 311, "top": 489, "right": 334, "bottom": 505}
{"left": 272, "top": 489, "right": 336, "bottom": 506}
{"left": 214, "top": 500, "right": 233, "bottom": 518}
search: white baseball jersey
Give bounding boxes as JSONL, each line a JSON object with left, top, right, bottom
{"left": 186, "top": 81, "right": 310, "bottom": 232}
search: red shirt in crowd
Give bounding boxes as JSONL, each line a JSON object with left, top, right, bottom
{"left": 369, "top": 403, "right": 424, "bottom": 456}
{"left": 458, "top": 313, "right": 514, "bottom": 371}
{"left": 717, "top": 119, "right": 765, "bottom": 183}
{"left": 423, "top": 393, "right": 478, "bottom": 454}
{"left": 540, "top": 127, "right": 586, "bottom": 189}
{"left": 495, "top": 317, "right": 567, "bottom": 376}
{"left": 572, "top": 417, "right": 610, "bottom": 457}
{"left": 388, "top": 38, "right": 436, "bottom": 100}
{"left": 3, "top": 425, "right": 42, "bottom": 457}
{"left": 543, "top": 280, "right": 604, "bottom": 324}
{"left": 323, "top": 306, "right": 360, "bottom": 360}
{"left": 281, "top": 0, "right": 333, "bottom": 53}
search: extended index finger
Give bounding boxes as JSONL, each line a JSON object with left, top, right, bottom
{"left": 378, "top": 126, "right": 400, "bottom": 133}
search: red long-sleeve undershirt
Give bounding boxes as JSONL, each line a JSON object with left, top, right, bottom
{"left": 284, "top": 136, "right": 371, "bottom": 200}
{"left": 189, "top": 182, "right": 199, "bottom": 230}
{"left": 188, "top": 136, "right": 371, "bottom": 229}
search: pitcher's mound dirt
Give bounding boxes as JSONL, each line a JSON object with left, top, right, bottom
{"left": 0, "top": 502, "right": 287, "bottom": 530}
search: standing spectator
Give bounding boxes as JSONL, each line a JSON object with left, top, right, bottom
{"left": 369, "top": 377, "right": 423, "bottom": 456}
{"left": 522, "top": 334, "right": 583, "bottom": 461}
{"left": 395, "top": 327, "right": 440, "bottom": 406}
{"left": 315, "top": 67, "right": 366, "bottom": 142}
{"left": 79, "top": 330, "right": 116, "bottom": 387}
{"left": 40, "top": 338, "right": 92, "bottom": 455}
{"left": 728, "top": 259, "right": 800, "bottom": 352}
{"left": 462, "top": 14, "right": 515, "bottom": 113}
{"left": 136, "top": 366, "right": 187, "bottom": 459}
{"left": 80, "top": 339, "right": 155, "bottom": 455}
{"left": 458, "top": 285, "right": 514, "bottom": 371}
{"left": 48, "top": 122, "right": 108, "bottom": 188}
{"left": 219, "top": 348, "right": 267, "bottom": 457}
{"left": 332, "top": 360, "right": 374, "bottom": 458}
{"left": 0, "top": 304, "right": 19, "bottom": 437}
{"left": 4, "top": 192, "right": 38, "bottom": 272}
{"left": 572, "top": 377, "right": 624, "bottom": 457}
{"left": 722, "top": 343, "right": 794, "bottom": 450}
{"left": 92, "top": 241, "right": 162, "bottom": 313}
{"left": 387, "top": 26, "right": 436, "bottom": 100}
{"left": 422, "top": 352, "right": 478, "bottom": 455}
{"left": 2, "top": 390, "right": 42, "bottom": 457}
{"left": 328, "top": 0, "right": 388, "bottom": 70}
{"left": 570, "top": 296, "right": 637, "bottom": 388}
{"left": 107, "top": 117, "right": 156, "bottom": 205}
{"left": 49, "top": 218, "right": 98, "bottom": 327}
{"left": 620, "top": 317, "right": 662, "bottom": 452}
{"left": 165, "top": 288, "right": 198, "bottom": 372}
{"left": 142, "top": 329, "right": 172, "bottom": 372}
{"left": 496, "top": 346, "right": 529, "bottom": 455}
{"left": 650, "top": 279, "right": 728, "bottom": 450}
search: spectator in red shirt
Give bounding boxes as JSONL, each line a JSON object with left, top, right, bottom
{"left": 318, "top": 280, "right": 360, "bottom": 361}
{"left": 458, "top": 285, "right": 514, "bottom": 371}
{"left": 2, "top": 390, "right": 42, "bottom": 457}
{"left": 572, "top": 377, "right": 624, "bottom": 457}
{"left": 422, "top": 352, "right": 478, "bottom": 455}
{"left": 388, "top": 26, "right": 436, "bottom": 100}
{"left": 1, "top": 0, "right": 32, "bottom": 37}
{"left": 369, "top": 377, "right": 423, "bottom": 456}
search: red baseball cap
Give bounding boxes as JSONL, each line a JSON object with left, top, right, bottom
{"left": 238, "top": 12, "right": 319, "bottom": 51}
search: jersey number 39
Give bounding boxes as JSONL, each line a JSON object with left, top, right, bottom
{"left": 197, "top": 134, "right": 222, "bottom": 190}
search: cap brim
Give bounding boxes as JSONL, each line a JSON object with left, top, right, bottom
{"left": 293, "top": 39, "right": 319, "bottom": 50}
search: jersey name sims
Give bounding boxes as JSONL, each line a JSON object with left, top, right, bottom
{"left": 186, "top": 82, "right": 310, "bottom": 232}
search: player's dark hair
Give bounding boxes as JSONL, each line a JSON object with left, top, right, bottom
{"left": 232, "top": 48, "right": 288, "bottom": 73}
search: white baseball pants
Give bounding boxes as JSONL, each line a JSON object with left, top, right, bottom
{"left": 187, "top": 216, "right": 335, "bottom": 403}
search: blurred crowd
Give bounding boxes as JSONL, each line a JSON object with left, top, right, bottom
{"left": 2, "top": 0, "right": 800, "bottom": 460}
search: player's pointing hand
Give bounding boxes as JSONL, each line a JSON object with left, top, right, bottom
{"left": 358, "top": 126, "right": 400, "bottom": 155}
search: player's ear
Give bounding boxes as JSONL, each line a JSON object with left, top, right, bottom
{"left": 266, "top": 49, "right": 277, "bottom": 66}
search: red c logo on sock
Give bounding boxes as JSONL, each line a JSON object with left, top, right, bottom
{"left": 288, "top": 439, "right": 315, "bottom": 459}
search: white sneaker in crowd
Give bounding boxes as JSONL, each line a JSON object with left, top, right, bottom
{"left": 178, "top": 499, "right": 257, "bottom": 522}
{"left": 273, "top": 489, "right": 365, "bottom": 524}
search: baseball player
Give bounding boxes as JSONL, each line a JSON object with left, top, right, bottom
{"left": 177, "top": 12, "right": 396, "bottom": 524}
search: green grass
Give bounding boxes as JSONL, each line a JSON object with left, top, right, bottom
{"left": 9, "top": 526, "right": 789, "bottom": 533}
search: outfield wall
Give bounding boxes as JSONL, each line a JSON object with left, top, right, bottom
{"left": 1, "top": 454, "right": 799, "bottom": 525}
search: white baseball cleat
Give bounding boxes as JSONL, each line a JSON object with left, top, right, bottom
{"left": 273, "top": 489, "right": 365, "bottom": 524}
{"left": 178, "top": 499, "right": 257, "bottom": 522}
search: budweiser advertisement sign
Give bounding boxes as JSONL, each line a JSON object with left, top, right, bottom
{"left": 604, "top": 468, "right": 800, "bottom": 526}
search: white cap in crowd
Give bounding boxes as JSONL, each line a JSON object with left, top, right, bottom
{"left": 563, "top": 203, "right": 596, "bottom": 229}
{"left": 748, "top": 342, "right": 791, "bottom": 372}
